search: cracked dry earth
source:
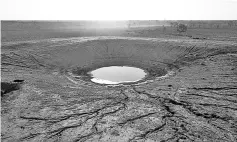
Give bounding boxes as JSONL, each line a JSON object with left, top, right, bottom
{"left": 1, "top": 36, "right": 237, "bottom": 142}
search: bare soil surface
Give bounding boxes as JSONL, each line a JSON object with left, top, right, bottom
{"left": 1, "top": 23, "right": 237, "bottom": 142}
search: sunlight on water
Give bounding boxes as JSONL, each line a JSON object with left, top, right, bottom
{"left": 90, "top": 66, "right": 147, "bottom": 84}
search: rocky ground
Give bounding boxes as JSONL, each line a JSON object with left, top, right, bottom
{"left": 1, "top": 26, "right": 237, "bottom": 142}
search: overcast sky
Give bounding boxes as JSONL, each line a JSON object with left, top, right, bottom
{"left": 1, "top": 0, "right": 237, "bottom": 20}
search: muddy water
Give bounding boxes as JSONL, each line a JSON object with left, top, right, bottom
{"left": 89, "top": 66, "right": 147, "bottom": 84}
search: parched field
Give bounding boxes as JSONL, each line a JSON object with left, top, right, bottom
{"left": 1, "top": 23, "right": 237, "bottom": 142}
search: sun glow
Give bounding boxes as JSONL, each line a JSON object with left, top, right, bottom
{"left": 88, "top": 21, "right": 128, "bottom": 29}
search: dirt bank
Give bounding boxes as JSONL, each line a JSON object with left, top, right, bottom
{"left": 1, "top": 26, "right": 237, "bottom": 141}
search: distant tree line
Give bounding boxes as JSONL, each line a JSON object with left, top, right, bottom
{"left": 187, "top": 21, "right": 236, "bottom": 29}
{"left": 169, "top": 20, "right": 237, "bottom": 29}
{"left": 126, "top": 20, "right": 237, "bottom": 30}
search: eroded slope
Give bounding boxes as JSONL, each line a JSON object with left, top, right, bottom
{"left": 1, "top": 37, "right": 237, "bottom": 142}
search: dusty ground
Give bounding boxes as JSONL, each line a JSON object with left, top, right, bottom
{"left": 1, "top": 23, "right": 237, "bottom": 142}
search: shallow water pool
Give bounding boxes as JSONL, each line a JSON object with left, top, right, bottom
{"left": 89, "top": 66, "right": 147, "bottom": 84}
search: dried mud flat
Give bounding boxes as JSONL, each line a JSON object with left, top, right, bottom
{"left": 1, "top": 33, "right": 237, "bottom": 142}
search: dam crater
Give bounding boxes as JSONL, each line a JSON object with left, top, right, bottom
{"left": 64, "top": 38, "right": 175, "bottom": 85}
